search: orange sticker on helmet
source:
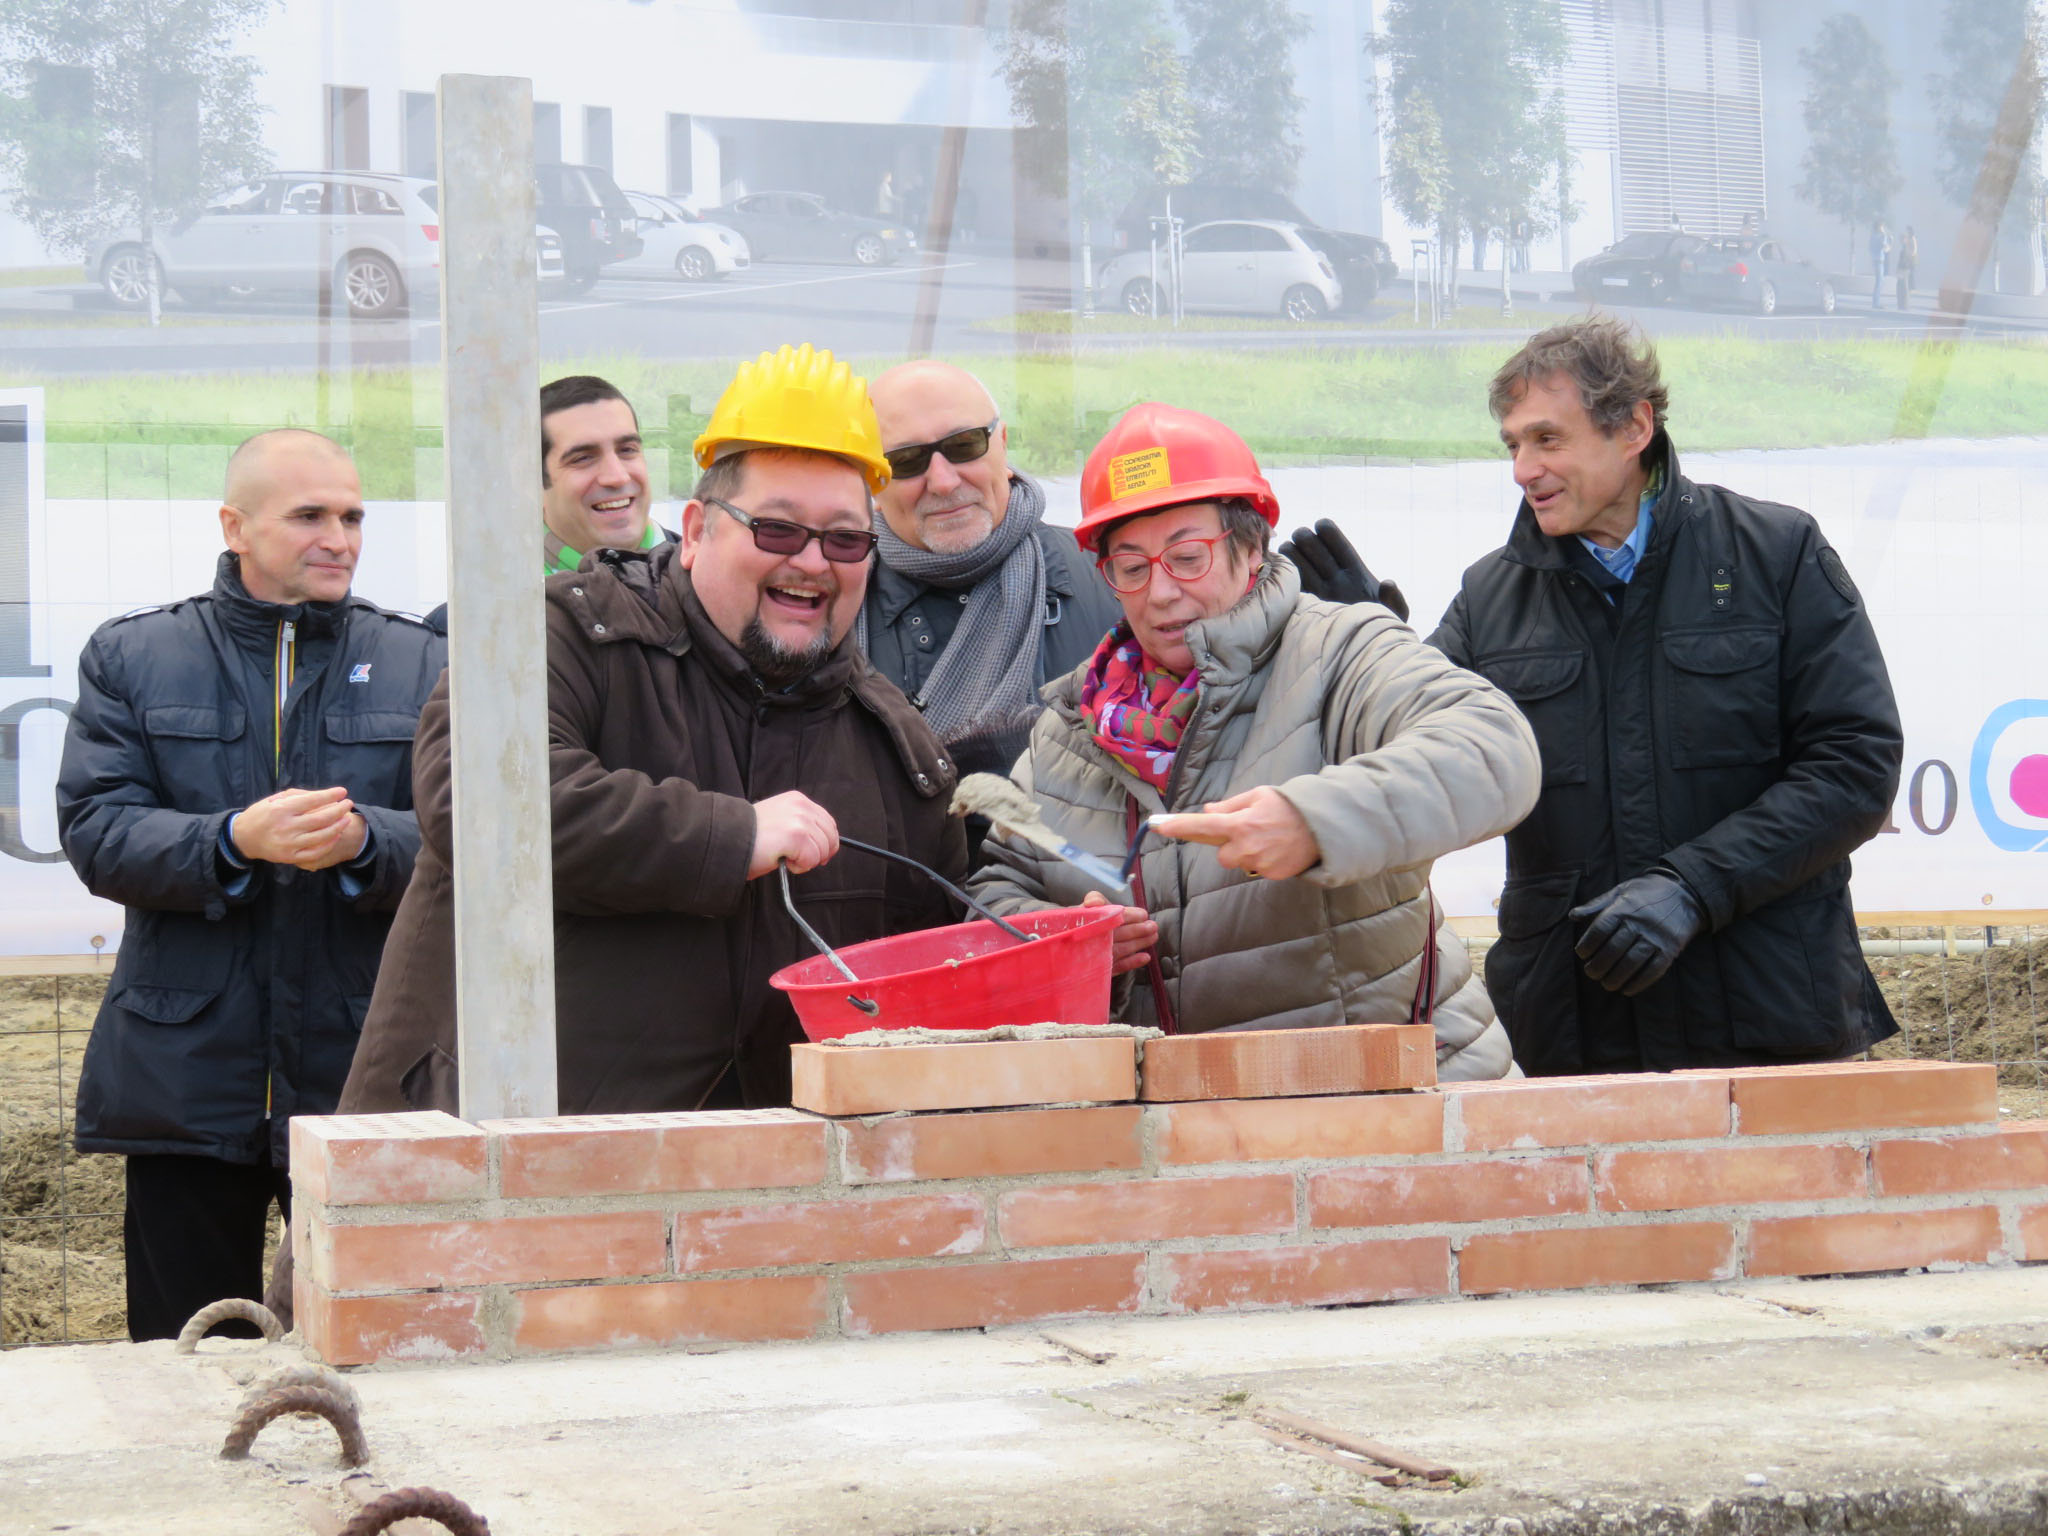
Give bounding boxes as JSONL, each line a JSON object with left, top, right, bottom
{"left": 1107, "top": 446, "right": 1170, "bottom": 500}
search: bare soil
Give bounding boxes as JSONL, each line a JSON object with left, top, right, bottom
{"left": 1866, "top": 930, "right": 2048, "bottom": 1120}
{"left": 1, "top": 937, "right": 2042, "bottom": 1346}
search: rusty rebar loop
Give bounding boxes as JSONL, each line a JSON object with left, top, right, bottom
{"left": 220, "top": 1384, "right": 369, "bottom": 1467}
{"left": 339, "top": 1487, "right": 491, "bottom": 1536}
{"left": 175, "top": 1296, "right": 286, "bottom": 1352}
{"left": 242, "top": 1362, "right": 361, "bottom": 1416}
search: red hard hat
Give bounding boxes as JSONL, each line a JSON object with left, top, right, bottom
{"left": 1073, "top": 403, "right": 1279, "bottom": 553}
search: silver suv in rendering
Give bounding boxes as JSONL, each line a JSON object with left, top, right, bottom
{"left": 87, "top": 171, "right": 565, "bottom": 318}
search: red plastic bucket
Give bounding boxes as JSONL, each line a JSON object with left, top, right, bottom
{"left": 770, "top": 905, "right": 1120, "bottom": 1042}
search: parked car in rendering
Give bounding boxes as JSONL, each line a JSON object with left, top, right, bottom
{"left": 615, "top": 192, "right": 750, "bottom": 281}
{"left": 1571, "top": 231, "right": 1709, "bottom": 305}
{"left": 701, "top": 192, "right": 916, "bottom": 265}
{"left": 1115, "top": 186, "right": 1396, "bottom": 304}
{"left": 86, "top": 171, "right": 565, "bottom": 319}
{"left": 1097, "top": 219, "right": 1342, "bottom": 322}
{"left": 1688, "top": 236, "right": 1837, "bottom": 315}
{"left": 535, "top": 162, "right": 641, "bottom": 291}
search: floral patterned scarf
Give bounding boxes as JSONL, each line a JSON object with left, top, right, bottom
{"left": 1078, "top": 622, "right": 1200, "bottom": 791}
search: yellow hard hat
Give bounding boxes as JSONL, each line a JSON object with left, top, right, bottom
{"left": 692, "top": 343, "right": 891, "bottom": 494}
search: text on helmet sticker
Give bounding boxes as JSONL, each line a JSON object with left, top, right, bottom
{"left": 1108, "top": 446, "right": 1171, "bottom": 500}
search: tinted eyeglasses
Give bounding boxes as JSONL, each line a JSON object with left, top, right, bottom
{"left": 882, "top": 418, "right": 1000, "bottom": 480}
{"left": 705, "top": 496, "right": 878, "bottom": 564}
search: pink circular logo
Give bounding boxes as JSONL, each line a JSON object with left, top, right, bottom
{"left": 2011, "top": 753, "right": 2048, "bottom": 820}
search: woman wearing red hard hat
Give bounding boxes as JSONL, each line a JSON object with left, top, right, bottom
{"left": 967, "top": 403, "right": 1540, "bottom": 1075}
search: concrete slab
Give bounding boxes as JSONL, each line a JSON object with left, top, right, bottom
{"left": 6, "top": 1268, "right": 2047, "bottom": 1535}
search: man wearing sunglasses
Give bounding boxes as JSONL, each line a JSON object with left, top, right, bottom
{"left": 344, "top": 345, "right": 965, "bottom": 1118}
{"left": 862, "top": 361, "right": 1120, "bottom": 792}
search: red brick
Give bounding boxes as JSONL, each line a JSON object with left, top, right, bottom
{"left": 1155, "top": 1094, "right": 1444, "bottom": 1164}
{"left": 1163, "top": 1237, "right": 1451, "bottom": 1312}
{"left": 1310, "top": 1158, "right": 1588, "bottom": 1228}
{"left": 290, "top": 1111, "right": 487, "bottom": 1206}
{"left": 512, "top": 1276, "right": 827, "bottom": 1351}
{"left": 790, "top": 1037, "right": 1136, "bottom": 1117}
{"left": 1459, "top": 1221, "right": 1737, "bottom": 1293}
{"left": 1731, "top": 1062, "right": 1997, "bottom": 1136}
{"left": 2020, "top": 1204, "right": 2048, "bottom": 1260}
{"left": 486, "top": 1110, "right": 827, "bottom": 1197}
{"left": 999, "top": 1175, "right": 1294, "bottom": 1248}
{"left": 1870, "top": 1124, "right": 2048, "bottom": 1196}
{"left": 839, "top": 1105, "right": 1143, "bottom": 1184}
{"left": 842, "top": 1254, "right": 1145, "bottom": 1335}
{"left": 300, "top": 1288, "right": 487, "bottom": 1367}
{"left": 1595, "top": 1142, "right": 1867, "bottom": 1212}
{"left": 1139, "top": 1024, "right": 1436, "bottom": 1102}
{"left": 1450, "top": 1075, "right": 1731, "bottom": 1151}
{"left": 674, "top": 1193, "right": 985, "bottom": 1271}
{"left": 314, "top": 1210, "right": 666, "bottom": 1291}
{"left": 1746, "top": 1206, "right": 2002, "bottom": 1277}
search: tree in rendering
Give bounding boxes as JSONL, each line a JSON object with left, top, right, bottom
{"left": 1003, "top": 0, "right": 1195, "bottom": 304}
{"left": 0, "top": 0, "right": 272, "bottom": 322}
{"left": 1372, "top": 0, "right": 1568, "bottom": 305}
{"left": 1795, "top": 12, "right": 1903, "bottom": 273}
{"left": 1927, "top": 0, "right": 2046, "bottom": 290}
{"left": 1173, "top": 0, "right": 1309, "bottom": 190}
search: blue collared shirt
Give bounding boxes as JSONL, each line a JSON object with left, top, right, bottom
{"left": 1578, "top": 472, "right": 1661, "bottom": 599}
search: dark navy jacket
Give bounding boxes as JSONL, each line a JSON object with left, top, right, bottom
{"left": 58, "top": 554, "right": 445, "bottom": 1163}
{"left": 1431, "top": 434, "right": 1903, "bottom": 1074}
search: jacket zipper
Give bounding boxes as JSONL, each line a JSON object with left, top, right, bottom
{"left": 265, "top": 618, "right": 296, "bottom": 1120}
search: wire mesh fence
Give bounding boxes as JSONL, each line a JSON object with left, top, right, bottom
{"left": 2, "top": 927, "right": 2043, "bottom": 1346}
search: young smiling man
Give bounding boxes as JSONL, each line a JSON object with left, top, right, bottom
{"left": 1430, "top": 315, "right": 1903, "bottom": 1076}
{"left": 344, "top": 346, "right": 965, "bottom": 1117}
{"left": 970, "top": 403, "right": 1537, "bottom": 1077}
{"left": 57, "top": 429, "right": 445, "bottom": 1338}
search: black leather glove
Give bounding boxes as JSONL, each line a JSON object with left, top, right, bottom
{"left": 1569, "top": 870, "right": 1707, "bottom": 997}
{"left": 1279, "top": 519, "right": 1409, "bottom": 620}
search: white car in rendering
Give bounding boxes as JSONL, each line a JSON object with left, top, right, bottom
{"left": 1097, "top": 218, "right": 1343, "bottom": 322}
{"left": 86, "top": 171, "right": 565, "bottom": 318}
{"left": 615, "top": 192, "right": 751, "bottom": 281}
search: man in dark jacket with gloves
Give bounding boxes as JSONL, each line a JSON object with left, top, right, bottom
{"left": 1431, "top": 316, "right": 1902, "bottom": 1075}
{"left": 343, "top": 344, "right": 965, "bottom": 1117}
{"left": 862, "top": 361, "right": 1121, "bottom": 787}
{"left": 57, "top": 429, "right": 445, "bottom": 1339}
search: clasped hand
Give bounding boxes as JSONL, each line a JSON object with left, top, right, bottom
{"left": 232, "top": 786, "right": 366, "bottom": 871}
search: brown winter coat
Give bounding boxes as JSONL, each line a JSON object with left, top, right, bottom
{"left": 340, "top": 543, "right": 966, "bottom": 1115}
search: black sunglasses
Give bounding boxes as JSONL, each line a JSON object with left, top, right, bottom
{"left": 705, "top": 496, "right": 878, "bottom": 564}
{"left": 883, "top": 418, "right": 1000, "bottom": 480}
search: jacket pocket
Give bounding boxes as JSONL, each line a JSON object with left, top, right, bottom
{"left": 1661, "top": 626, "right": 1779, "bottom": 769}
{"left": 1715, "top": 893, "right": 1857, "bottom": 1057}
{"left": 1478, "top": 649, "right": 1587, "bottom": 786}
{"left": 108, "top": 983, "right": 220, "bottom": 1024}
{"left": 1485, "top": 869, "right": 1582, "bottom": 1075}
{"left": 144, "top": 702, "right": 249, "bottom": 808}
{"left": 324, "top": 709, "right": 420, "bottom": 809}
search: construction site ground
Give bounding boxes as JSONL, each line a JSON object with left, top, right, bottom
{"left": 5, "top": 1265, "right": 2045, "bottom": 1535}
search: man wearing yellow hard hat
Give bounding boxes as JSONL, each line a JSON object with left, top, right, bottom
{"left": 342, "top": 344, "right": 966, "bottom": 1115}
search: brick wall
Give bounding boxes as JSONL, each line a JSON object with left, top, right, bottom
{"left": 290, "top": 1037, "right": 2048, "bottom": 1368}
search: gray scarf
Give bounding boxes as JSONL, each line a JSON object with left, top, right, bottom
{"left": 861, "top": 473, "right": 1048, "bottom": 748}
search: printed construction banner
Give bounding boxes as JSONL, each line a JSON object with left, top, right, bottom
{"left": 2, "top": 388, "right": 2041, "bottom": 954}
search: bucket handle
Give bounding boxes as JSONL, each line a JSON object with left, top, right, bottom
{"left": 838, "top": 837, "right": 1036, "bottom": 944}
{"left": 778, "top": 862, "right": 881, "bottom": 1017}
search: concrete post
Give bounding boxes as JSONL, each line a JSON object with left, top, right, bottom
{"left": 437, "top": 74, "right": 558, "bottom": 1119}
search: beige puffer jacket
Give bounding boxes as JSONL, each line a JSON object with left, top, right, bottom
{"left": 969, "top": 558, "right": 1541, "bottom": 1080}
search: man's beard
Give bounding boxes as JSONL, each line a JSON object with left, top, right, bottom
{"left": 914, "top": 493, "right": 996, "bottom": 555}
{"left": 740, "top": 616, "right": 835, "bottom": 688}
